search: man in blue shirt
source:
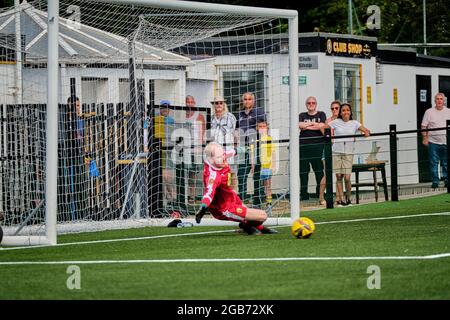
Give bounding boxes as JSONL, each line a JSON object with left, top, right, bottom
{"left": 237, "top": 92, "right": 267, "bottom": 206}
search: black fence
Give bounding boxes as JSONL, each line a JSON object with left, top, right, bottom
{"left": 320, "top": 121, "right": 450, "bottom": 209}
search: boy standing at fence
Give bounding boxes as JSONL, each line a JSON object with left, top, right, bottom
{"left": 250, "top": 120, "right": 276, "bottom": 205}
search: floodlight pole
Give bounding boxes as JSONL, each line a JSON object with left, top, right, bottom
{"left": 423, "top": 0, "right": 427, "bottom": 55}
{"left": 348, "top": 0, "right": 353, "bottom": 35}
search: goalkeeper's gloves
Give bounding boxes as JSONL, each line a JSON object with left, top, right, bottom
{"left": 195, "top": 203, "right": 207, "bottom": 224}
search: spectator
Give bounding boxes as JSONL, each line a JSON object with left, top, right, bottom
{"left": 421, "top": 92, "right": 450, "bottom": 188}
{"left": 65, "top": 96, "right": 87, "bottom": 218}
{"left": 318, "top": 101, "right": 341, "bottom": 205}
{"left": 250, "top": 119, "right": 276, "bottom": 205}
{"left": 185, "top": 95, "right": 206, "bottom": 201}
{"left": 237, "top": 92, "right": 266, "bottom": 206}
{"left": 155, "top": 99, "right": 176, "bottom": 203}
{"left": 298, "top": 96, "right": 326, "bottom": 201}
{"left": 210, "top": 95, "right": 238, "bottom": 191}
{"left": 67, "top": 96, "right": 84, "bottom": 143}
{"left": 328, "top": 103, "right": 370, "bottom": 206}
{"left": 195, "top": 141, "right": 277, "bottom": 235}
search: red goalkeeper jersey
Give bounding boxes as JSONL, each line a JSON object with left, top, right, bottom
{"left": 201, "top": 160, "right": 242, "bottom": 214}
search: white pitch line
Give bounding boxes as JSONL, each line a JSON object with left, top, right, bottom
{"left": 314, "top": 211, "right": 450, "bottom": 226}
{"left": 1, "top": 253, "right": 450, "bottom": 266}
{"left": 0, "top": 229, "right": 235, "bottom": 251}
{"left": 1, "top": 211, "right": 450, "bottom": 252}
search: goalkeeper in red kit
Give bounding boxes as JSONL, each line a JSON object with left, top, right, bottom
{"left": 195, "top": 141, "right": 277, "bottom": 235}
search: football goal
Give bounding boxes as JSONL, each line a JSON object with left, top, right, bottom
{"left": 0, "top": 0, "right": 299, "bottom": 246}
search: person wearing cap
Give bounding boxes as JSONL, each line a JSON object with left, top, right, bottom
{"left": 237, "top": 92, "right": 266, "bottom": 206}
{"left": 210, "top": 95, "right": 238, "bottom": 191}
{"left": 155, "top": 99, "right": 175, "bottom": 140}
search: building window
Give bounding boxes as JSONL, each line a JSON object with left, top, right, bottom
{"left": 218, "top": 65, "right": 267, "bottom": 119}
{"left": 334, "top": 63, "right": 361, "bottom": 121}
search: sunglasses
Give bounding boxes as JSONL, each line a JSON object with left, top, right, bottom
{"left": 331, "top": 107, "right": 339, "bottom": 110}
{"left": 214, "top": 102, "right": 224, "bottom": 105}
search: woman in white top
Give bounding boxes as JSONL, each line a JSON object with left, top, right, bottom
{"left": 210, "top": 96, "right": 238, "bottom": 190}
{"left": 328, "top": 103, "right": 370, "bottom": 206}
{"left": 319, "top": 100, "right": 341, "bottom": 205}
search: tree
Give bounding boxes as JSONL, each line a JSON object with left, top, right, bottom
{"left": 2, "top": 0, "right": 448, "bottom": 57}
{"left": 0, "top": 0, "right": 14, "bottom": 8}
{"left": 187, "top": 0, "right": 449, "bottom": 57}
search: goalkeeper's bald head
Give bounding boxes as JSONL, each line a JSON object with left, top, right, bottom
{"left": 205, "top": 142, "right": 236, "bottom": 168}
{"left": 205, "top": 141, "right": 223, "bottom": 162}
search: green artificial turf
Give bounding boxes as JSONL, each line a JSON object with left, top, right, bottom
{"left": 1, "top": 194, "right": 449, "bottom": 300}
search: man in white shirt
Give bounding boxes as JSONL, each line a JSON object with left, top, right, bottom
{"left": 421, "top": 92, "right": 450, "bottom": 188}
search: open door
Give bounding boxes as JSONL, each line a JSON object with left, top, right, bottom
{"left": 416, "top": 75, "right": 432, "bottom": 183}
{"left": 439, "top": 75, "right": 450, "bottom": 103}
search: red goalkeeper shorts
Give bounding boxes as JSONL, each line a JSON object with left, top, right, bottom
{"left": 210, "top": 203, "right": 248, "bottom": 222}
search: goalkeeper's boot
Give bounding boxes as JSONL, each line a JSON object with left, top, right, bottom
{"left": 195, "top": 211, "right": 205, "bottom": 224}
{"left": 195, "top": 204, "right": 207, "bottom": 224}
{"left": 239, "top": 222, "right": 261, "bottom": 235}
{"left": 261, "top": 226, "right": 278, "bottom": 234}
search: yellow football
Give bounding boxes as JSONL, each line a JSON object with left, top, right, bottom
{"left": 291, "top": 217, "right": 315, "bottom": 239}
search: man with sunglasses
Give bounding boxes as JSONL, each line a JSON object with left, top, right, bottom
{"left": 298, "top": 96, "right": 327, "bottom": 201}
{"left": 211, "top": 96, "right": 238, "bottom": 191}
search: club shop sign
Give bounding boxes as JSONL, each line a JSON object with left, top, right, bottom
{"left": 324, "top": 38, "right": 375, "bottom": 58}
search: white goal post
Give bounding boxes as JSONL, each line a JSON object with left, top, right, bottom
{"left": 0, "top": 0, "right": 299, "bottom": 246}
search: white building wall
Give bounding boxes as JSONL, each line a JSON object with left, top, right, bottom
{"left": 267, "top": 54, "right": 291, "bottom": 140}
{"left": 373, "top": 63, "right": 450, "bottom": 185}
{"left": 299, "top": 52, "right": 335, "bottom": 113}
{"left": 373, "top": 64, "right": 417, "bottom": 132}
{"left": 62, "top": 67, "right": 185, "bottom": 105}
{"left": 186, "top": 79, "right": 215, "bottom": 108}
{"left": 20, "top": 65, "right": 186, "bottom": 105}
{"left": 22, "top": 68, "right": 47, "bottom": 104}
{"left": 0, "top": 65, "right": 17, "bottom": 105}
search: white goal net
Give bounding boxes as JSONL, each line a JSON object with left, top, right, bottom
{"left": 0, "top": 0, "right": 298, "bottom": 245}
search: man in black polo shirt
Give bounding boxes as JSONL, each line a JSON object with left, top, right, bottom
{"left": 299, "top": 96, "right": 326, "bottom": 200}
{"left": 237, "top": 92, "right": 267, "bottom": 206}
